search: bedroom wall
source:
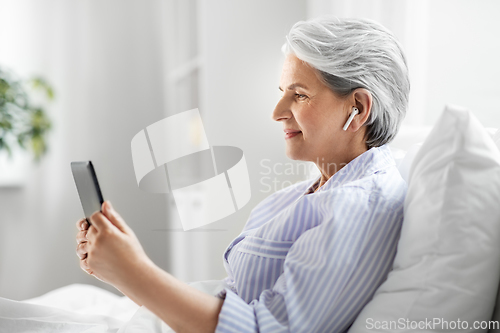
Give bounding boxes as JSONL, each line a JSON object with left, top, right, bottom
{"left": 306, "top": 0, "right": 500, "bottom": 128}
{"left": 423, "top": 0, "right": 500, "bottom": 127}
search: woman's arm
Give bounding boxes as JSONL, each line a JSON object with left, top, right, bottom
{"left": 80, "top": 201, "right": 223, "bottom": 333}
{"left": 117, "top": 262, "right": 223, "bottom": 333}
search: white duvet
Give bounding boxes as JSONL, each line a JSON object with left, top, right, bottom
{"left": 0, "top": 280, "right": 225, "bottom": 333}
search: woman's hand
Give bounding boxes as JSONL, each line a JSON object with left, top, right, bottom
{"left": 75, "top": 202, "right": 223, "bottom": 332}
{"left": 76, "top": 218, "right": 96, "bottom": 275}
{"left": 75, "top": 201, "right": 154, "bottom": 288}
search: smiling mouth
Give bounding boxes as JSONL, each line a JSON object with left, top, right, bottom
{"left": 285, "top": 131, "right": 302, "bottom": 139}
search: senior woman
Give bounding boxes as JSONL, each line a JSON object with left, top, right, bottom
{"left": 76, "top": 17, "right": 409, "bottom": 332}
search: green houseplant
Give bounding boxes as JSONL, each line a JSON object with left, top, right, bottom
{"left": 0, "top": 67, "right": 53, "bottom": 161}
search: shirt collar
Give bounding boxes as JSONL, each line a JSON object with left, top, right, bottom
{"left": 306, "top": 144, "right": 396, "bottom": 194}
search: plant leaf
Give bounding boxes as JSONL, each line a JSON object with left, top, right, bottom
{"left": 0, "top": 68, "right": 54, "bottom": 161}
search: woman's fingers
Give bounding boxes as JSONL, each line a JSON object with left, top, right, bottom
{"left": 89, "top": 211, "right": 113, "bottom": 232}
{"left": 76, "top": 241, "right": 88, "bottom": 259}
{"left": 76, "top": 218, "right": 89, "bottom": 231}
{"left": 86, "top": 202, "right": 131, "bottom": 235}
{"left": 76, "top": 229, "right": 88, "bottom": 244}
{"left": 86, "top": 225, "right": 98, "bottom": 243}
{"left": 80, "top": 257, "right": 92, "bottom": 275}
{"left": 102, "top": 201, "right": 130, "bottom": 233}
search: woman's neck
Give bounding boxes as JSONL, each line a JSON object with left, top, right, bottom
{"left": 314, "top": 144, "right": 368, "bottom": 191}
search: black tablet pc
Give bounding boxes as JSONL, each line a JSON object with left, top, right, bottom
{"left": 71, "top": 161, "right": 104, "bottom": 224}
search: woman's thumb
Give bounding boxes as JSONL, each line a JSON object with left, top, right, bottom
{"left": 102, "top": 201, "right": 129, "bottom": 233}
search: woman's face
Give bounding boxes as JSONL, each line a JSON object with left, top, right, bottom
{"left": 273, "top": 54, "right": 351, "bottom": 164}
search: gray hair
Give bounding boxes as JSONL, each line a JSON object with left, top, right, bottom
{"left": 282, "top": 17, "right": 410, "bottom": 148}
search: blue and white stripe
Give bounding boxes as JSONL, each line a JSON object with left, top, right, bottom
{"left": 216, "top": 145, "right": 407, "bottom": 333}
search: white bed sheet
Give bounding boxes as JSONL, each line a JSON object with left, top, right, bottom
{"left": 0, "top": 280, "right": 226, "bottom": 333}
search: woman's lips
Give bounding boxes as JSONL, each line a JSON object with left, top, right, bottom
{"left": 284, "top": 130, "right": 302, "bottom": 139}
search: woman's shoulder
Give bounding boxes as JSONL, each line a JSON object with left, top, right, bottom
{"left": 319, "top": 163, "right": 407, "bottom": 215}
{"left": 313, "top": 145, "right": 407, "bottom": 214}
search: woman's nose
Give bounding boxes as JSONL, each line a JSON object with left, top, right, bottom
{"left": 272, "top": 96, "right": 292, "bottom": 122}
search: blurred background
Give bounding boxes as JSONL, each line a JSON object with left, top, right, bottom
{"left": 0, "top": 0, "right": 499, "bottom": 300}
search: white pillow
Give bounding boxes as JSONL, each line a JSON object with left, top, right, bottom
{"left": 494, "top": 128, "right": 500, "bottom": 148}
{"left": 392, "top": 126, "right": 499, "bottom": 185}
{"left": 349, "top": 105, "right": 500, "bottom": 332}
{"left": 394, "top": 143, "right": 422, "bottom": 184}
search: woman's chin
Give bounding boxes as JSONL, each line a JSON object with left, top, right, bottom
{"left": 285, "top": 149, "right": 306, "bottom": 161}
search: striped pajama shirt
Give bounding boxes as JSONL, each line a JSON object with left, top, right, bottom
{"left": 215, "top": 144, "right": 407, "bottom": 333}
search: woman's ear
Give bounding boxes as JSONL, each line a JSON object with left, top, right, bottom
{"left": 345, "top": 88, "right": 372, "bottom": 132}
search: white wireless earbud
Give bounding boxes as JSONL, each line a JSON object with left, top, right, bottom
{"left": 342, "top": 107, "right": 359, "bottom": 131}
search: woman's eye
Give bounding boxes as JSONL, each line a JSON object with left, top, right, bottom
{"left": 295, "top": 93, "right": 307, "bottom": 99}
